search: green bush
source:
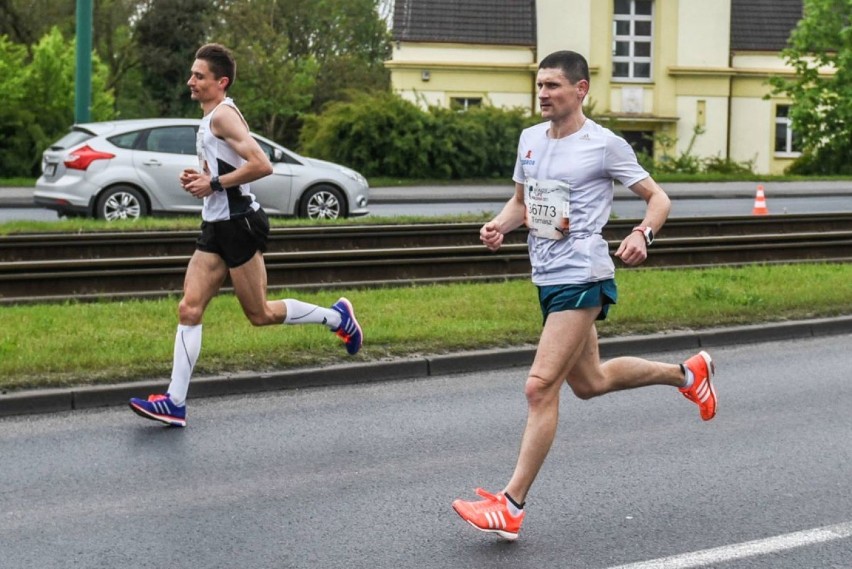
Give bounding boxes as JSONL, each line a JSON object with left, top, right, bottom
{"left": 468, "top": 105, "right": 536, "bottom": 178}
{"left": 299, "top": 92, "right": 535, "bottom": 179}
{"left": 427, "top": 106, "right": 489, "bottom": 178}
{"left": 786, "top": 147, "right": 852, "bottom": 176}
{"left": 702, "top": 154, "right": 756, "bottom": 176}
{"left": 644, "top": 126, "right": 755, "bottom": 177}
{"left": 300, "top": 92, "right": 434, "bottom": 177}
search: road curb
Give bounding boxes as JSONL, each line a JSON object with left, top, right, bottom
{"left": 2, "top": 315, "right": 850, "bottom": 419}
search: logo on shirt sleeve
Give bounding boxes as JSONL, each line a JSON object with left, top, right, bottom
{"left": 521, "top": 150, "right": 535, "bottom": 166}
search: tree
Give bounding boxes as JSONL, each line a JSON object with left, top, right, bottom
{"left": 0, "top": 0, "right": 73, "bottom": 48}
{"left": 0, "top": 28, "right": 116, "bottom": 177}
{"left": 93, "top": 0, "right": 146, "bottom": 115}
{"left": 0, "top": 0, "right": 153, "bottom": 117}
{"left": 283, "top": 0, "right": 391, "bottom": 113}
{"left": 134, "top": 0, "right": 213, "bottom": 117}
{"left": 0, "top": 0, "right": 392, "bottom": 172}
{"left": 210, "top": 0, "right": 319, "bottom": 145}
{"left": 25, "top": 28, "right": 116, "bottom": 169}
{"left": 210, "top": 0, "right": 391, "bottom": 146}
{"left": 769, "top": 0, "right": 852, "bottom": 174}
{"left": 0, "top": 35, "right": 34, "bottom": 176}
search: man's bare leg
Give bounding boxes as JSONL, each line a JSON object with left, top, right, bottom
{"left": 503, "top": 307, "right": 601, "bottom": 504}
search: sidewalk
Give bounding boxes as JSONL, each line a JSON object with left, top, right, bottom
{"left": 2, "top": 315, "right": 851, "bottom": 419}
{"left": 368, "top": 180, "right": 852, "bottom": 203}
{"left": 0, "top": 187, "right": 38, "bottom": 208}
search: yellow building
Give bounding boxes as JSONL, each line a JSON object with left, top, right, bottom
{"left": 387, "top": 0, "right": 808, "bottom": 175}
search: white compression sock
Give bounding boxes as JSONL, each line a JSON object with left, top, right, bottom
{"left": 681, "top": 364, "right": 694, "bottom": 389}
{"left": 167, "top": 324, "right": 201, "bottom": 406}
{"left": 282, "top": 299, "right": 341, "bottom": 329}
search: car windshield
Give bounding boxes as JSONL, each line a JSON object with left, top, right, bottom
{"left": 50, "top": 128, "right": 96, "bottom": 150}
{"left": 254, "top": 138, "right": 302, "bottom": 165}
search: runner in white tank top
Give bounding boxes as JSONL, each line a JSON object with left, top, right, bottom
{"left": 128, "top": 43, "right": 363, "bottom": 428}
{"left": 196, "top": 97, "right": 260, "bottom": 222}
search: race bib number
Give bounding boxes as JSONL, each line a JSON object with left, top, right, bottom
{"left": 523, "top": 178, "right": 570, "bottom": 240}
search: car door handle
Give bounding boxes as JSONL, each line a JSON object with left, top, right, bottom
{"left": 142, "top": 159, "right": 162, "bottom": 166}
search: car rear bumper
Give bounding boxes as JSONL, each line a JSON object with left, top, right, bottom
{"left": 33, "top": 194, "right": 91, "bottom": 215}
{"left": 34, "top": 185, "right": 94, "bottom": 215}
{"left": 34, "top": 176, "right": 99, "bottom": 216}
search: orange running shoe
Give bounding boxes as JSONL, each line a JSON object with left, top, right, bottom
{"left": 452, "top": 488, "right": 525, "bottom": 540}
{"left": 680, "top": 350, "right": 717, "bottom": 421}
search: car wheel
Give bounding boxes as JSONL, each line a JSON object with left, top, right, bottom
{"left": 299, "top": 185, "right": 347, "bottom": 219}
{"left": 95, "top": 185, "right": 149, "bottom": 221}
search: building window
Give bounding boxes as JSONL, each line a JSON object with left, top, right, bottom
{"left": 612, "top": 0, "right": 654, "bottom": 82}
{"left": 775, "top": 105, "right": 801, "bottom": 156}
{"left": 450, "top": 97, "right": 482, "bottom": 112}
{"left": 622, "top": 130, "right": 655, "bottom": 158}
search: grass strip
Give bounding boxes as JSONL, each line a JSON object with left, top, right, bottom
{"left": 1, "top": 263, "right": 849, "bottom": 392}
{"left": 0, "top": 214, "right": 495, "bottom": 236}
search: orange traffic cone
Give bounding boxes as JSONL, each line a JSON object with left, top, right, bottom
{"left": 752, "top": 184, "right": 769, "bottom": 215}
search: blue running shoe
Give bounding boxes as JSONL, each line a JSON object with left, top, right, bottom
{"left": 331, "top": 297, "right": 362, "bottom": 355}
{"left": 129, "top": 393, "right": 186, "bottom": 427}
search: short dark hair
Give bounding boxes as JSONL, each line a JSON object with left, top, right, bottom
{"left": 539, "top": 50, "right": 590, "bottom": 85}
{"left": 195, "top": 43, "right": 236, "bottom": 91}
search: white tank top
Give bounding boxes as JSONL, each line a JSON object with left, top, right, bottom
{"left": 196, "top": 97, "right": 260, "bottom": 222}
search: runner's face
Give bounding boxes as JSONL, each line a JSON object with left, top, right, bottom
{"left": 187, "top": 59, "right": 225, "bottom": 103}
{"left": 536, "top": 67, "right": 587, "bottom": 122}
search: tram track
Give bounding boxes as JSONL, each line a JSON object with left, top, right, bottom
{"left": 1, "top": 213, "right": 851, "bottom": 304}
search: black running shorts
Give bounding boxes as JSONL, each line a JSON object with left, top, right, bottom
{"left": 195, "top": 208, "right": 270, "bottom": 268}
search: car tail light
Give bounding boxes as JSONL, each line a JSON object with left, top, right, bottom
{"left": 64, "top": 145, "right": 115, "bottom": 170}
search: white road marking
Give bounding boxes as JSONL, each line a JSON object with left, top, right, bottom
{"left": 606, "top": 521, "right": 852, "bottom": 569}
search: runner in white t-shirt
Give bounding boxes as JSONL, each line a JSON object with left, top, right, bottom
{"left": 452, "top": 50, "right": 718, "bottom": 541}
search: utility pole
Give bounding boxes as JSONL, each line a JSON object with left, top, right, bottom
{"left": 75, "top": 0, "right": 93, "bottom": 123}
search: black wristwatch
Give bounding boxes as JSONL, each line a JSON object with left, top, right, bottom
{"left": 633, "top": 226, "right": 654, "bottom": 246}
{"left": 210, "top": 175, "right": 225, "bottom": 192}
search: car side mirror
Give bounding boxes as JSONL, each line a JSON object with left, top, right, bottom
{"left": 271, "top": 148, "right": 285, "bottom": 163}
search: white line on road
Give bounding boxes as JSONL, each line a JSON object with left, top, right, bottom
{"left": 606, "top": 521, "right": 852, "bottom": 569}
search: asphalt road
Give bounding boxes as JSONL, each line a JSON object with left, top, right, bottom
{"left": 2, "top": 181, "right": 851, "bottom": 221}
{"left": 1, "top": 335, "right": 850, "bottom": 569}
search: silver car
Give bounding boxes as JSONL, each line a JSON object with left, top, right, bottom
{"left": 34, "top": 118, "right": 370, "bottom": 220}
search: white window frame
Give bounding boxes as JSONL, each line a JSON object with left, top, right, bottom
{"left": 449, "top": 97, "right": 482, "bottom": 112}
{"left": 612, "top": 0, "right": 654, "bottom": 83}
{"left": 774, "top": 104, "right": 801, "bottom": 157}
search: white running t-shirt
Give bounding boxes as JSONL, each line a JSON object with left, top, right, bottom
{"left": 512, "top": 119, "right": 649, "bottom": 285}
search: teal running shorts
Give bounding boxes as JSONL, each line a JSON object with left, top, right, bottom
{"left": 537, "top": 278, "right": 618, "bottom": 324}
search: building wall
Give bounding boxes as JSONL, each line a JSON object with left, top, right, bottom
{"left": 730, "top": 96, "right": 772, "bottom": 173}
{"left": 386, "top": 1, "right": 809, "bottom": 175}
{"left": 536, "top": 0, "right": 592, "bottom": 63}
{"left": 386, "top": 42, "right": 535, "bottom": 111}
{"left": 677, "top": 0, "right": 730, "bottom": 68}
{"left": 730, "top": 53, "right": 799, "bottom": 174}
{"left": 670, "top": 1, "right": 731, "bottom": 162}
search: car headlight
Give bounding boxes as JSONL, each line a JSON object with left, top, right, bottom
{"left": 335, "top": 166, "right": 367, "bottom": 186}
